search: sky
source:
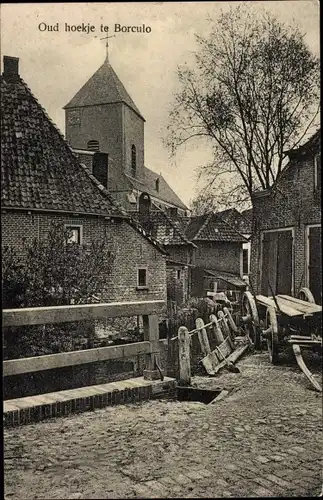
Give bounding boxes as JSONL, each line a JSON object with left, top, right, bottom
{"left": 1, "top": 1, "right": 320, "bottom": 207}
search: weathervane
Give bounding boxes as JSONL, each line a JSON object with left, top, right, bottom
{"left": 100, "top": 29, "right": 116, "bottom": 62}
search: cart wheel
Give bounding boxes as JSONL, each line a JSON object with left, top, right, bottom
{"left": 298, "top": 287, "right": 315, "bottom": 303}
{"left": 266, "top": 306, "right": 279, "bottom": 365}
{"left": 242, "top": 291, "right": 260, "bottom": 349}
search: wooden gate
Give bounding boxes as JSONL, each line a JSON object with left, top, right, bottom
{"left": 307, "top": 225, "right": 322, "bottom": 304}
{"left": 261, "top": 229, "right": 293, "bottom": 296}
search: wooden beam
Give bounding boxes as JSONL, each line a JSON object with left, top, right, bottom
{"left": 256, "top": 295, "right": 304, "bottom": 317}
{"left": 2, "top": 300, "right": 165, "bottom": 327}
{"left": 277, "top": 295, "right": 322, "bottom": 314}
{"left": 3, "top": 341, "right": 151, "bottom": 376}
{"left": 143, "top": 314, "right": 162, "bottom": 380}
{"left": 196, "top": 318, "right": 211, "bottom": 356}
{"left": 178, "top": 326, "right": 191, "bottom": 385}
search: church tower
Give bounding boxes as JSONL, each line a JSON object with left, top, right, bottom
{"left": 64, "top": 48, "right": 145, "bottom": 196}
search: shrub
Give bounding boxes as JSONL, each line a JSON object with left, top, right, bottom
{"left": 2, "top": 222, "right": 116, "bottom": 359}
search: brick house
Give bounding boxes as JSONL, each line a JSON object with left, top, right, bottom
{"left": 250, "top": 129, "right": 321, "bottom": 303}
{"left": 1, "top": 55, "right": 167, "bottom": 307}
{"left": 183, "top": 213, "right": 248, "bottom": 298}
{"left": 217, "top": 208, "right": 252, "bottom": 280}
{"left": 63, "top": 52, "right": 188, "bottom": 216}
{"left": 131, "top": 195, "right": 197, "bottom": 306}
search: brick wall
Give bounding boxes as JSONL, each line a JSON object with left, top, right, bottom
{"left": 123, "top": 105, "right": 145, "bottom": 180}
{"left": 194, "top": 241, "right": 242, "bottom": 275}
{"left": 1, "top": 210, "right": 167, "bottom": 304}
{"left": 166, "top": 244, "right": 194, "bottom": 265}
{"left": 65, "top": 103, "right": 129, "bottom": 194}
{"left": 250, "top": 153, "right": 321, "bottom": 294}
{"left": 166, "top": 265, "right": 189, "bottom": 305}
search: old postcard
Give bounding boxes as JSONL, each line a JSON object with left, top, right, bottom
{"left": 1, "top": 2, "right": 321, "bottom": 499}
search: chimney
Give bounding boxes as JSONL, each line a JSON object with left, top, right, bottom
{"left": 3, "top": 56, "right": 20, "bottom": 82}
{"left": 92, "top": 152, "right": 109, "bottom": 189}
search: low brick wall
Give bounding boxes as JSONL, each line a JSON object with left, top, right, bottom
{"left": 4, "top": 377, "right": 177, "bottom": 427}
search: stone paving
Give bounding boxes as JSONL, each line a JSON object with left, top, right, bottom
{"left": 4, "top": 352, "right": 323, "bottom": 498}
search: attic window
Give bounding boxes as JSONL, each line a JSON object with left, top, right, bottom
{"left": 155, "top": 178, "right": 160, "bottom": 192}
{"left": 314, "top": 154, "right": 321, "bottom": 191}
{"left": 131, "top": 145, "right": 137, "bottom": 177}
{"left": 87, "top": 140, "right": 100, "bottom": 152}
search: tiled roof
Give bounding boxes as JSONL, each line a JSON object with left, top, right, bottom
{"left": 205, "top": 269, "right": 247, "bottom": 288}
{"left": 64, "top": 60, "right": 144, "bottom": 120}
{"left": 131, "top": 208, "right": 196, "bottom": 247}
{"left": 287, "top": 128, "right": 320, "bottom": 156}
{"left": 217, "top": 208, "right": 252, "bottom": 234}
{"left": 1, "top": 75, "right": 122, "bottom": 216}
{"left": 0, "top": 68, "right": 167, "bottom": 255}
{"left": 126, "top": 167, "right": 188, "bottom": 211}
{"left": 185, "top": 213, "right": 247, "bottom": 243}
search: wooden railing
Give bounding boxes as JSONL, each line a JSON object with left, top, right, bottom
{"left": 3, "top": 300, "right": 165, "bottom": 381}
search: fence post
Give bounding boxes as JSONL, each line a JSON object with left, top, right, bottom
{"left": 196, "top": 318, "right": 211, "bottom": 356}
{"left": 209, "top": 314, "right": 225, "bottom": 345}
{"left": 143, "top": 314, "right": 162, "bottom": 380}
{"left": 178, "top": 326, "right": 191, "bottom": 386}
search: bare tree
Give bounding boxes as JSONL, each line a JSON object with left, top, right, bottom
{"left": 166, "top": 5, "right": 320, "bottom": 208}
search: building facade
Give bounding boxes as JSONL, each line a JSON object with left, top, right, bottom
{"left": 250, "top": 130, "right": 321, "bottom": 303}
{"left": 1, "top": 55, "right": 167, "bottom": 307}
{"left": 64, "top": 53, "right": 188, "bottom": 216}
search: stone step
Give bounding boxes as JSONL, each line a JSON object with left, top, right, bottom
{"left": 3, "top": 376, "right": 176, "bottom": 427}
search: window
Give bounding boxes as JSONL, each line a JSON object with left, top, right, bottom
{"left": 242, "top": 248, "right": 249, "bottom": 275}
{"left": 155, "top": 178, "right": 160, "bottom": 192}
{"left": 314, "top": 154, "right": 321, "bottom": 191}
{"left": 177, "top": 269, "right": 181, "bottom": 280}
{"left": 137, "top": 267, "right": 148, "bottom": 288}
{"left": 65, "top": 225, "right": 82, "bottom": 245}
{"left": 87, "top": 140, "right": 99, "bottom": 151}
{"left": 131, "top": 145, "right": 136, "bottom": 177}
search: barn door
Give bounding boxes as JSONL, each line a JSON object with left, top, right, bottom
{"left": 308, "top": 225, "right": 321, "bottom": 304}
{"left": 261, "top": 229, "right": 293, "bottom": 296}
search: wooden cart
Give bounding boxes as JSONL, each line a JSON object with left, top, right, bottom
{"left": 241, "top": 288, "right": 322, "bottom": 392}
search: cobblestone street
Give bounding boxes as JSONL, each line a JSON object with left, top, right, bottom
{"left": 4, "top": 353, "right": 323, "bottom": 499}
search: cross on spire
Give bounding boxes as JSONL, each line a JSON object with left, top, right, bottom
{"left": 100, "top": 30, "right": 116, "bottom": 63}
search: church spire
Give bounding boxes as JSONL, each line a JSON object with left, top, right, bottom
{"left": 100, "top": 30, "right": 116, "bottom": 63}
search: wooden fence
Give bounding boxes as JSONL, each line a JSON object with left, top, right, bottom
{"left": 175, "top": 307, "right": 249, "bottom": 384}
{"left": 3, "top": 300, "right": 165, "bottom": 381}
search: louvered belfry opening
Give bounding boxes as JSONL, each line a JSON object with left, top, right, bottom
{"left": 87, "top": 140, "right": 100, "bottom": 152}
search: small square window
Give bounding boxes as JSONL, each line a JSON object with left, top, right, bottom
{"left": 65, "top": 225, "right": 82, "bottom": 245}
{"left": 137, "top": 268, "right": 147, "bottom": 288}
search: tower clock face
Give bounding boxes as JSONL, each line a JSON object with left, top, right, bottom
{"left": 67, "top": 109, "right": 81, "bottom": 126}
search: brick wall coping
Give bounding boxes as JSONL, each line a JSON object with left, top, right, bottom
{"left": 4, "top": 376, "right": 176, "bottom": 427}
